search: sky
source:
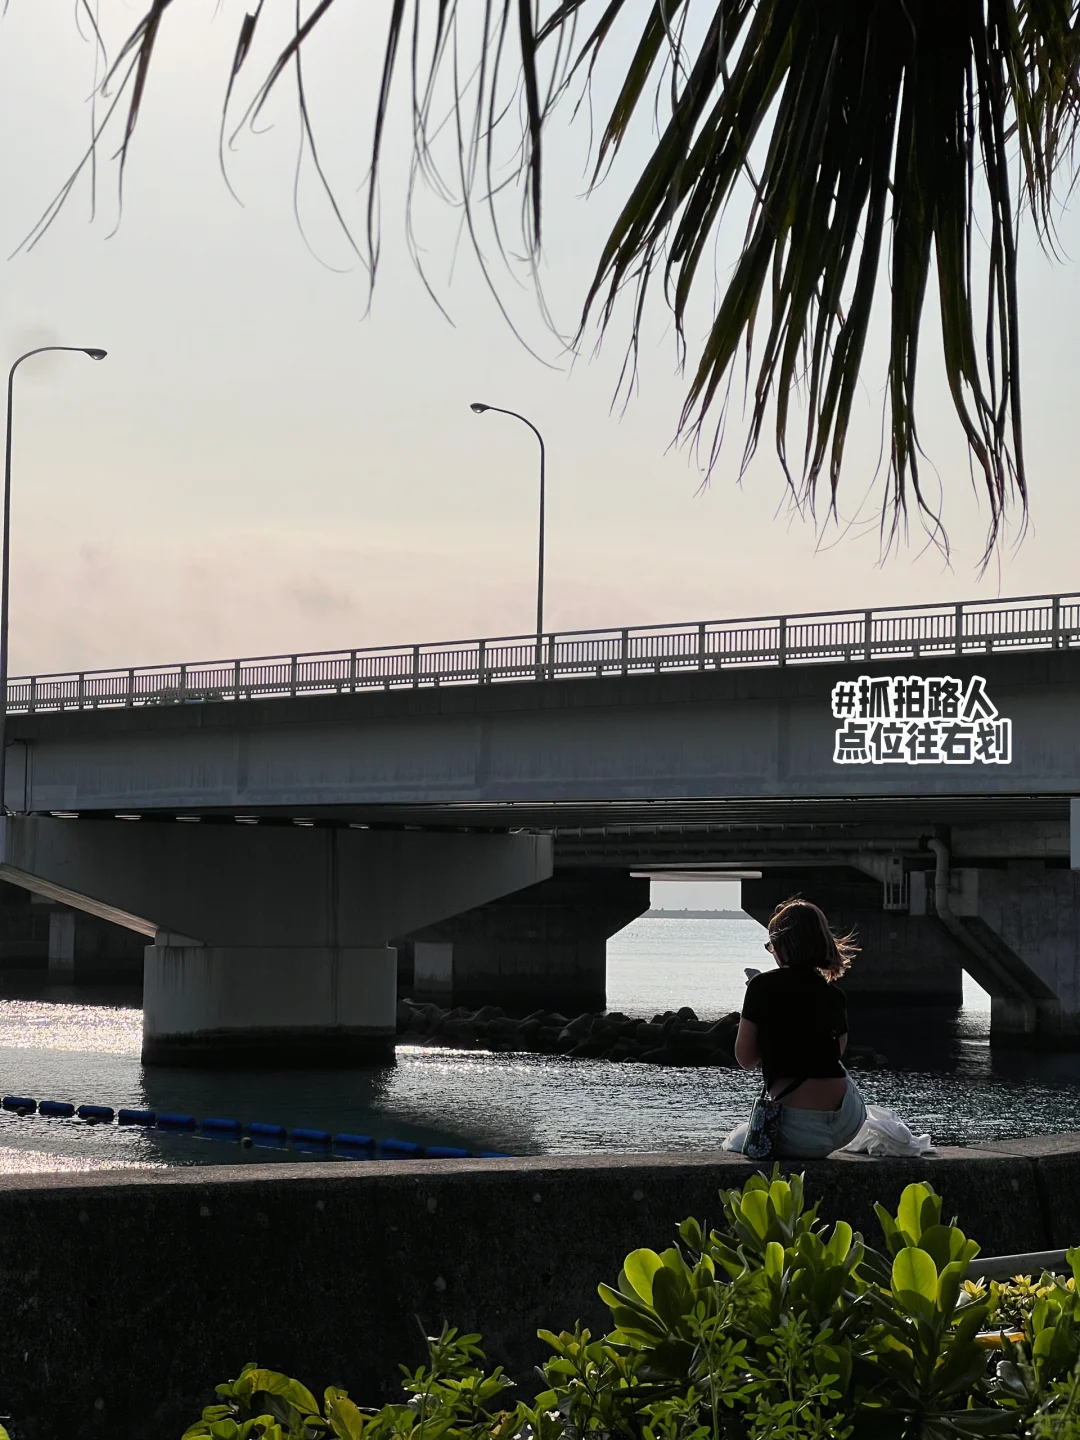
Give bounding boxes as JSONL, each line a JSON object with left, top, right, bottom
{"left": 0, "top": 4, "right": 1078, "bottom": 682}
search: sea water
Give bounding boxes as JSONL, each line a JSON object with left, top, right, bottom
{"left": 0, "top": 916, "right": 1078, "bottom": 1172}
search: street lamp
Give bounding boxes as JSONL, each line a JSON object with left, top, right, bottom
{"left": 469, "top": 403, "right": 546, "bottom": 658}
{"left": 0, "top": 346, "right": 108, "bottom": 814}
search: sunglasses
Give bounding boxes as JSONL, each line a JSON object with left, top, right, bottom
{"left": 764, "top": 940, "right": 775, "bottom": 953}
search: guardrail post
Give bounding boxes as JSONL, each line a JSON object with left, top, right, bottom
{"left": 778, "top": 617, "right": 787, "bottom": 667}
{"left": 289, "top": 657, "right": 297, "bottom": 697}
{"left": 126, "top": 669, "right": 134, "bottom": 707}
{"left": 697, "top": 622, "right": 707, "bottom": 670}
{"left": 233, "top": 661, "right": 241, "bottom": 701}
{"left": 1053, "top": 595, "right": 1062, "bottom": 650}
{"left": 412, "top": 645, "right": 421, "bottom": 688}
{"left": 863, "top": 610, "right": 873, "bottom": 662}
{"left": 349, "top": 651, "right": 357, "bottom": 692}
{"left": 547, "top": 634, "right": 555, "bottom": 680}
{"left": 28, "top": 677, "right": 36, "bottom": 714}
{"left": 77, "top": 673, "right": 85, "bottom": 710}
{"left": 955, "top": 602, "right": 964, "bottom": 656}
{"left": 620, "top": 629, "right": 629, "bottom": 676}
{"left": 477, "top": 639, "right": 486, "bottom": 684}
{"left": 179, "top": 664, "right": 187, "bottom": 699}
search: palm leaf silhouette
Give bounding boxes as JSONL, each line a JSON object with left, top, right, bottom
{"left": 35, "top": 1, "right": 1080, "bottom": 559}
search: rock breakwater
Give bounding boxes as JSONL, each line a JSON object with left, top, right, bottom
{"left": 397, "top": 1000, "right": 888, "bottom": 1069}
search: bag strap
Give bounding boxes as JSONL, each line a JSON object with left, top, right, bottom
{"left": 771, "top": 1078, "right": 806, "bottom": 1103}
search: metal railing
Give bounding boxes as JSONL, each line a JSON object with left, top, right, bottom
{"left": 7, "top": 590, "right": 1080, "bottom": 715}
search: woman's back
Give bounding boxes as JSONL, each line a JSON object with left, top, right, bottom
{"left": 743, "top": 967, "right": 847, "bottom": 1078}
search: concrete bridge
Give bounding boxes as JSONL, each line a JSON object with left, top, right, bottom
{"left": 1, "top": 589, "right": 1079, "bottom": 1062}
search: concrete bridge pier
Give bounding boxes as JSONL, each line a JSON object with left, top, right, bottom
{"left": 141, "top": 941, "right": 399, "bottom": 1066}
{"left": 913, "top": 855, "right": 1080, "bottom": 1051}
{"left": 0, "top": 818, "right": 552, "bottom": 1067}
{"left": 401, "top": 869, "right": 650, "bottom": 1013}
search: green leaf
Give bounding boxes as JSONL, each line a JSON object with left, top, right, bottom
{"left": 896, "top": 1183, "right": 940, "bottom": 1247}
{"left": 739, "top": 1189, "right": 771, "bottom": 1241}
{"left": 327, "top": 1392, "right": 366, "bottom": 1440}
{"left": 824, "top": 1221, "right": 853, "bottom": 1266}
{"left": 620, "top": 1248, "right": 664, "bottom": 1304}
{"left": 892, "top": 1247, "right": 939, "bottom": 1320}
{"left": 764, "top": 1240, "right": 785, "bottom": 1283}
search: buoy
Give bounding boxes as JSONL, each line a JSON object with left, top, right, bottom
{"left": 2, "top": 1096, "right": 37, "bottom": 1114}
{"left": 156, "top": 1112, "right": 196, "bottom": 1130}
{"left": 39, "top": 1100, "right": 76, "bottom": 1118}
{"left": 117, "top": 1109, "right": 156, "bottom": 1126}
{"left": 292, "top": 1128, "right": 331, "bottom": 1145}
{"left": 201, "top": 1117, "right": 242, "bottom": 1134}
{"left": 425, "top": 1145, "right": 471, "bottom": 1159}
{"left": 76, "top": 1104, "right": 114, "bottom": 1123}
{"left": 248, "top": 1122, "right": 287, "bottom": 1140}
{"left": 379, "top": 1137, "right": 421, "bottom": 1156}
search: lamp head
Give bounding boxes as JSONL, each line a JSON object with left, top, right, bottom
{"left": 84, "top": 349, "right": 107, "bottom": 361}
{"left": 469, "top": 402, "right": 490, "bottom": 414}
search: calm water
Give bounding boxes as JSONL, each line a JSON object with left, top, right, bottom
{"left": 0, "top": 916, "right": 1079, "bottom": 1173}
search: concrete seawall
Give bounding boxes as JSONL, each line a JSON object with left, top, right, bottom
{"left": 4, "top": 1139, "right": 1080, "bottom": 1439}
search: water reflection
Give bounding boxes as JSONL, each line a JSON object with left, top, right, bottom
{"left": 0, "top": 917, "right": 1077, "bottom": 1170}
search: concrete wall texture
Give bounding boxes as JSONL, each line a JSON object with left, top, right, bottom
{"left": 3, "top": 1142, "right": 1080, "bottom": 1440}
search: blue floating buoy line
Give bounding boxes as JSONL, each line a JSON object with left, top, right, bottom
{"left": 0, "top": 1093, "right": 508, "bottom": 1160}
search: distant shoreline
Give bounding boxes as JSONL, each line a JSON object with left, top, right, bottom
{"left": 647, "top": 909, "right": 748, "bottom": 920}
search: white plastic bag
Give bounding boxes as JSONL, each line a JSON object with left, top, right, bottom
{"left": 840, "top": 1103, "right": 932, "bottom": 1158}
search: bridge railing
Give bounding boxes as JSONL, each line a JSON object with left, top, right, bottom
{"left": 8, "top": 591, "right": 1080, "bottom": 714}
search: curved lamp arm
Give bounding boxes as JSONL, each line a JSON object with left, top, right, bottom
{"left": 469, "top": 402, "right": 546, "bottom": 646}
{"left": 0, "top": 346, "right": 107, "bottom": 813}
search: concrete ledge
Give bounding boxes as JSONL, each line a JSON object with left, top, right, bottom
{"left": 0, "top": 1144, "right": 1074, "bottom": 1440}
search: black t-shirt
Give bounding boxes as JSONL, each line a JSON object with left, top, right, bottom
{"left": 741, "top": 967, "right": 848, "bottom": 1086}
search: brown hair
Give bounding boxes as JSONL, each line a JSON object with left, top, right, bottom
{"left": 767, "top": 897, "right": 858, "bottom": 982}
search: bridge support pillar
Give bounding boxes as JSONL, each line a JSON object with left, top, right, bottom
{"left": 401, "top": 870, "right": 651, "bottom": 1013}
{"left": 48, "top": 906, "right": 145, "bottom": 982}
{"left": 0, "top": 817, "right": 552, "bottom": 1067}
{"left": 143, "top": 944, "right": 397, "bottom": 1066}
{"left": 928, "top": 864, "right": 1080, "bottom": 1051}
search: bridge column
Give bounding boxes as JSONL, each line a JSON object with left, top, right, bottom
{"left": 142, "top": 943, "right": 398, "bottom": 1066}
{"left": 0, "top": 818, "right": 552, "bottom": 1066}
{"left": 928, "top": 862, "right": 1080, "bottom": 1050}
{"left": 401, "top": 870, "right": 650, "bottom": 1013}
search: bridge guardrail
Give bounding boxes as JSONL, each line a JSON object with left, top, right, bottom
{"left": 8, "top": 591, "right": 1080, "bottom": 715}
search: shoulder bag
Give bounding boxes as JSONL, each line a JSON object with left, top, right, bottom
{"left": 742, "top": 1078, "right": 806, "bottom": 1160}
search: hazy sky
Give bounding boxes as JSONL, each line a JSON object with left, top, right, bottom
{"left": 1, "top": 4, "right": 1078, "bottom": 679}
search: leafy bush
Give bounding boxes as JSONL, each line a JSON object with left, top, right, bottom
{"left": 181, "top": 1173, "right": 1080, "bottom": 1440}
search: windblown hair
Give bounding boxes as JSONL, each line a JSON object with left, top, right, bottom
{"left": 767, "top": 898, "right": 858, "bottom": 983}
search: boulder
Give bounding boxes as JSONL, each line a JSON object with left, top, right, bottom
{"left": 567, "top": 1035, "right": 611, "bottom": 1059}
{"left": 472, "top": 1005, "right": 505, "bottom": 1024}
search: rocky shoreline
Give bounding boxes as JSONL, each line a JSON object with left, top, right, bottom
{"left": 397, "top": 999, "right": 889, "bottom": 1069}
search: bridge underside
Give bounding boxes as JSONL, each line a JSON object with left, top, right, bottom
{"left": 0, "top": 791, "right": 1074, "bottom": 1056}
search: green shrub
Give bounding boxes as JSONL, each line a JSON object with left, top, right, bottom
{"left": 180, "top": 1173, "right": 1080, "bottom": 1440}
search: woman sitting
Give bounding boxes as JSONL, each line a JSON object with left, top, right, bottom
{"left": 724, "top": 897, "right": 866, "bottom": 1159}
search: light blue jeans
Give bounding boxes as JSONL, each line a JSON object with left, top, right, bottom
{"left": 724, "top": 1076, "right": 867, "bottom": 1160}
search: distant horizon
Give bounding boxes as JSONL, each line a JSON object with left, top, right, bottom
{"left": 647, "top": 907, "right": 747, "bottom": 919}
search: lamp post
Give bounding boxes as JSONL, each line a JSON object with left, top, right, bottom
{"left": 0, "top": 346, "right": 107, "bottom": 814}
{"left": 469, "top": 403, "right": 546, "bottom": 662}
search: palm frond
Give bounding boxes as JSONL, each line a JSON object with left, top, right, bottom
{"left": 33, "top": 0, "right": 1080, "bottom": 558}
